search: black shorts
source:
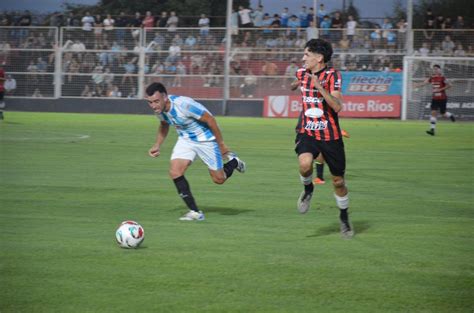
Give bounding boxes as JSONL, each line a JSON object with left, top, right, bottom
{"left": 295, "top": 133, "right": 346, "bottom": 177}
{"left": 431, "top": 99, "right": 447, "bottom": 114}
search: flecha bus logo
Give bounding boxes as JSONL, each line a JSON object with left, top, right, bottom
{"left": 348, "top": 75, "right": 393, "bottom": 93}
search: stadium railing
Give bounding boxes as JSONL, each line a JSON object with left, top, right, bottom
{"left": 1, "top": 26, "right": 472, "bottom": 101}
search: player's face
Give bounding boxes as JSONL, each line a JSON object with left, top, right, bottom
{"left": 302, "top": 48, "right": 323, "bottom": 72}
{"left": 433, "top": 67, "right": 441, "bottom": 75}
{"left": 146, "top": 91, "right": 168, "bottom": 113}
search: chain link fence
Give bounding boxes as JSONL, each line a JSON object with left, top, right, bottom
{"left": 1, "top": 26, "right": 472, "bottom": 100}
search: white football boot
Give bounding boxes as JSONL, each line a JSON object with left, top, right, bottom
{"left": 179, "top": 210, "right": 205, "bottom": 221}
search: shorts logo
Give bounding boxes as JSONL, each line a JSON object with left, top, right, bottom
{"left": 305, "top": 120, "right": 328, "bottom": 131}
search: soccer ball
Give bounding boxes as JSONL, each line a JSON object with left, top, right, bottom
{"left": 115, "top": 221, "right": 145, "bottom": 249}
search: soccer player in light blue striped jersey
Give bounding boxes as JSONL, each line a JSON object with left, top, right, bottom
{"left": 145, "top": 82, "right": 246, "bottom": 221}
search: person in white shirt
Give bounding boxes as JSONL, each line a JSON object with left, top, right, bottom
{"left": 238, "top": 5, "right": 253, "bottom": 27}
{"left": 5, "top": 75, "right": 16, "bottom": 95}
{"left": 81, "top": 12, "right": 94, "bottom": 31}
{"left": 103, "top": 14, "right": 115, "bottom": 31}
{"left": 198, "top": 13, "right": 210, "bottom": 37}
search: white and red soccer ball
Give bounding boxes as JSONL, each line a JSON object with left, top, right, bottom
{"left": 115, "top": 221, "right": 145, "bottom": 249}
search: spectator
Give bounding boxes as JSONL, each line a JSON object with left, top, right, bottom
{"left": 381, "top": 18, "right": 393, "bottom": 48}
{"left": 156, "top": 11, "right": 168, "bottom": 28}
{"left": 115, "top": 12, "right": 128, "bottom": 44}
{"left": 331, "top": 11, "right": 343, "bottom": 42}
{"left": 271, "top": 14, "right": 281, "bottom": 28}
{"left": 287, "top": 15, "right": 300, "bottom": 39}
{"left": 36, "top": 57, "right": 48, "bottom": 73}
{"left": 238, "top": 5, "right": 253, "bottom": 27}
{"left": 81, "top": 12, "right": 94, "bottom": 31}
{"left": 173, "top": 61, "right": 186, "bottom": 87}
{"left": 435, "top": 15, "right": 445, "bottom": 29}
{"left": 454, "top": 15, "right": 465, "bottom": 29}
{"left": 103, "top": 14, "right": 115, "bottom": 34}
{"left": 198, "top": 14, "right": 210, "bottom": 36}
{"left": 81, "top": 84, "right": 93, "bottom": 97}
{"left": 230, "top": 9, "right": 239, "bottom": 35}
{"left": 284, "top": 59, "right": 299, "bottom": 88}
{"left": 92, "top": 65, "right": 105, "bottom": 93}
{"left": 280, "top": 7, "right": 289, "bottom": 27}
{"left": 4, "top": 74, "right": 16, "bottom": 95}
{"left": 261, "top": 60, "right": 278, "bottom": 88}
{"left": 131, "top": 12, "right": 142, "bottom": 28}
{"left": 240, "top": 70, "right": 257, "bottom": 98}
{"left": 103, "top": 67, "right": 114, "bottom": 86}
{"left": 32, "top": 88, "right": 43, "bottom": 98}
{"left": 166, "top": 11, "right": 179, "bottom": 32}
{"left": 306, "top": 20, "right": 319, "bottom": 41}
{"left": 370, "top": 25, "right": 382, "bottom": 49}
{"left": 423, "top": 19, "right": 435, "bottom": 40}
{"left": 346, "top": 15, "right": 357, "bottom": 44}
{"left": 127, "top": 86, "right": 138, "bottom": 98}
{"left": 26, "top": 60, "right": 39, "bottom": 84}
{"left": 184, "top": 34, "right": 197, "bottom": 50}
{"left": 299, "top": 6, "right": 309, "bottom": 28}
{"left": 142, "top": 11, "right": 155, "bottom": 29}
{"left": 151, "top": 60, "right": 164, "bottom": 75}
{"left": 166, "top": 40, "right": 181, "bottom": 63}
{"left": 453, "top": 43, "right": 466, "bottom": 56}
{"left": 396, "top": 18, "right": 407, "bottom": 50}
{"left": 190, "top": 54, "right": 205, "bottom": 75}
{"left": 252, "top": 5, "right": 264, "bottom": 27}
{"left": 441, "top": 35, "right": 455, "bottom": 55}
{"left": 93, "top": 14, "right": 104, "bottom": 46}
{"left": 108, "top": 85, "right": 122, "bottom": 97}
{"left": 424, "top": 8, "right": 435, "bottom": 26}
{"left": 320, "top": 15, "right": 331, "bottom": 40}
{"left": 317, "top": 4, "right": 327, "bottom": 24}
{"left": 121, "top": 58, "right": 137, "bottom": 85}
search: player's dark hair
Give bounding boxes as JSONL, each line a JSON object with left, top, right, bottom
{"left": 146, "top": 82, "right": 167, "bottom": 96}
{"left": 433, "top": 64, "right": 441, "bottom": 69}
{"left": 304, "top": 38, "right": 333, "bottom": 63}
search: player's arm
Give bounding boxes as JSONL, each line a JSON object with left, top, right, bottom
{"left": 413, "top": 77, "right": 430, "bottom": 88}
{"left": 149, "top": 121, "right": 169, "bottom": 157}
{"left": 199, "top": 111, "right": 230, "bottom": 156}
{"left": 290, "top": 78, "right": 299, "bottom": 91}
{"left": 436, "top": 80, "right": 452, "bottom": 92}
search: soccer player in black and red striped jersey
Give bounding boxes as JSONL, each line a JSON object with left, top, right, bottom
{"left": 414, "top": 64, "right": 455, "bottom": 136}
{"left": 293, "top": 38, "right": 353, "bottom": 238}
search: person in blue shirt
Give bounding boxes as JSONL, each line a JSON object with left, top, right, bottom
{"left": 145, "top": 82, "right": 246, "bottom": 221}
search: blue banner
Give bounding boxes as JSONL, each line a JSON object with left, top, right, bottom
{"left": 341, "top": 71, "right": 402, "bottom": 96}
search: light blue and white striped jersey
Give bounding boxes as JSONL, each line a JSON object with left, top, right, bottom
{"left": 157, "top": 95, "right": 215, "bottom": 142}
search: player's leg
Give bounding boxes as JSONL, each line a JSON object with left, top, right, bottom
{"left": 0, "top": 91, "right": 5, "bottom": 120}
{"left": 295, "top": 133, "right": 318, "bottom": 214}
{"left": 169, "top": 139, "right": 204, "bottom": 221}
{"left": 440, "top": 99, "right": 455, "bottom": 122}
{"left": 426, "top": 101, "right": 438, "bottom": 136}
{"left": 321, "top": 140, "right": 354, "bottom": 239}
{"left": 314, "top": 153, "right": 326, "bottom": 185}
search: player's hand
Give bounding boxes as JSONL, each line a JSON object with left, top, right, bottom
{"left": 148, "top": 144, "right": 161, "bottom": 158}
{"left": 312, "top": 75, "right": 323, "bottom": 90}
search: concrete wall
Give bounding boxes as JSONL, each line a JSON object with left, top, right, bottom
{"left": 6, "top": 98, "right": 264, "bottom": 117}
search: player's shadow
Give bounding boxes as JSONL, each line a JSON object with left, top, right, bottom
{"left": 175, "top": 206, "right": 253, "bottom": 216}
{"left": 307, "top": 220, "right": 370, "bottom": 238}
{"left": 203, "top": 206, "right": 254, "bottom": 216}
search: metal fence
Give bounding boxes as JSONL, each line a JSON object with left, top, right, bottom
{"left": 1, "top": 26, "right": 473, "bottom": 100}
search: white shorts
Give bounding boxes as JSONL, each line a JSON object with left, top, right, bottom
{"left": 171, "top": 137, "right": 223, "bottom": 171}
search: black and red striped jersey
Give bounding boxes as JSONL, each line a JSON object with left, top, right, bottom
{"left": 295, "top": 66, "right": 343, "bottom": 141}
{"left": 428, "top": 75, "right": 448, "bottom": 100}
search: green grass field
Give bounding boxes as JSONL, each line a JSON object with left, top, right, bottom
{"left": 1, "top": 112, "right": 473, "bottom": 313}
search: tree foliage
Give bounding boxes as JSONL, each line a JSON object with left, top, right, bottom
{"left": 413, "top": 0, "right": 473, "bottom": 27}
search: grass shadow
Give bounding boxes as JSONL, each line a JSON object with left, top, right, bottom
{"left": 307, "top": 220, "right": 371, "bottom": 238}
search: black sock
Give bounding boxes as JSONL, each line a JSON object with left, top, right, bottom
{"left": 304, "top": 182, "right": 314, "bottom": 194}
{"left": 316, "top": 163, "right": 324, "bottom": 179}
{"left": 339, "top": 208, "right": 349, "bottom": 223}
{"left": 224, "top": 158, "right": 238, "bottom": 178}
{"left": 173, "top": 176, "right": 199, "bottom": 212}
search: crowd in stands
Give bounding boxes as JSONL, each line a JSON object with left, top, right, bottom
{"left": 0, "top": 5, "right": 472, "bottom": 98}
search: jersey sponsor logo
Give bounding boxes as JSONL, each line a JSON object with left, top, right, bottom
{"left": 302, "top": 96, "right": 323, "bottom": 103}
{"left": 304, "top": 107, "right": 324, "bottom": 118}
{"left": 304, "top": 120, "right": 328, "bottom": 131}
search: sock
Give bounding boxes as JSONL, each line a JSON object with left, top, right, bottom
{"left": 300, "top": 174, "right": 314, "bottom": 194}
{"left": 173, "top": 176, "right": 199, "bottom": 212}
{"left": 223, "top": 158, "right": 238, "bottom": 178}
{"left": 445, "top": 112, "right": 452, "bottom": 118}
{"left": 316, "top": 162, "right": 324, "bottom": 179}
{"left": 334, "top": 193, "right": 349, "bottom": 222}
{"left": 339, "top": 208, "right": 349, "bottom": 223}
{"left": 430, "top": 116, "right": 437, "bottom": 130}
